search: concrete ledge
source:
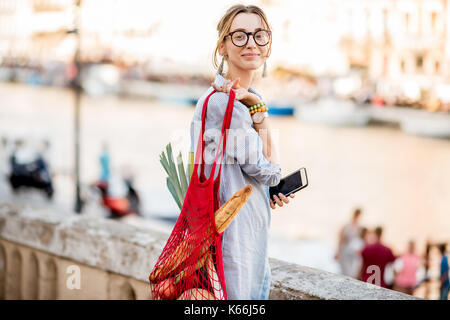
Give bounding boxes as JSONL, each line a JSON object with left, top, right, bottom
{"left": 0, "top": 202, "right": 418, "bottom": 300}
{"left": 0, "top": 203, "right": 167, "bottom": 283}
{"left": 269, "top": 259, "right": 417, "bottom": 300}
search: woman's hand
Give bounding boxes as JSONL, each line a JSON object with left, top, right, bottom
{"left": 270, "top": 193, "right": 295, "bottom": 210}
{"left": 211, "top": 78, "right": 261, "bottom": 107}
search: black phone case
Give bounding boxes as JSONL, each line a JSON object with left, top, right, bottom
{"left": 269, "top": 168, "right": 308, "bottom": 199}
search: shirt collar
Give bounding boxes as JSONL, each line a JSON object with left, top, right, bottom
{"left": 214, "top": 73, "right": 262, "bottom": 99}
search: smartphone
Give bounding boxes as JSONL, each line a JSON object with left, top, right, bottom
{"left": 269, "top": 168, "right": 308, "bottom": 199}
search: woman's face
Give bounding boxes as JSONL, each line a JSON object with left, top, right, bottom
{"left": 220, "top": 13, "right": 271, "bottom": 73}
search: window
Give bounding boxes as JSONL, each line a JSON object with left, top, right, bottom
{"left": 405, "top": 13, "right": 410, "bottom": 32}
{"left": 416, "top": 55, "right": 423, "bottom": 71}
{"left": 431, "top": 11, "right": 438, "bottom": 32}
{"left": 435, "top": 60, "right": 440, "bottom": 74}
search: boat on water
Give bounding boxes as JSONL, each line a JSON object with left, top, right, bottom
{"left": 400, "top": 114, "right": 450, "bottom": 139}
{"left": 267, "top": 103, "right": 295, "bottom": 116}
{"left": 158, "top": 96, "right": 198, "bottom": 106}
{"left": 119, "top": 79, "right": 203, "bottom": 106}
{"left": 368, "top": 105, "right": 450, "bottom": 139}
{"left": 296, "top": 98, "right": 371, "bottom": 127}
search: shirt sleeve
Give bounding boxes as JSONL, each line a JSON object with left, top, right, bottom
{"left": 204, "top": 92, "right": 281, "bottom": 187}
{"left": 388, "top": 248, "right": 396, "bottom": 263}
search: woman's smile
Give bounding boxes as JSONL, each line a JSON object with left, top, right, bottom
{"left": 241, "top": 53, "right": 260, "bottom": 62}
{"left": 241, "top": 53, "right": 260, "bottom": 58}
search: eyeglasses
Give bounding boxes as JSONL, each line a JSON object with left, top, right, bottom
{"left": 225, "top": 29, "right": 271, "bottom": 47}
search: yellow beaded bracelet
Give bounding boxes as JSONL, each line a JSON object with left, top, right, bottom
{"left": 247, "top": 102, "right": 269, "bottom": 114}
{"left": 247, "top": 102, "right": 266, "bottom": 111}
{"left": 249, "top": 106, "right": 268, "bottom": 115}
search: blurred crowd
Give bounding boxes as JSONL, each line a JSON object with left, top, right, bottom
{"left": 335, "top": 208, "right": 449, "bottom": 299}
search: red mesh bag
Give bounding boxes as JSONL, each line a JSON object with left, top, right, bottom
{"left": 149, "top": 89, "right": 235, "bottom": 300}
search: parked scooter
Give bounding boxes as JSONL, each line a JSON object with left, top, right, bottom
{"left": 8, "top": 154, "right": 54, "bottom": 199}
{"left": 91, "top": 176, "right": 140, "bottom": 219}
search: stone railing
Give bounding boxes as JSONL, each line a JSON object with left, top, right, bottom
{"left": 0, "top": 203, "right": 418, "bottom": 300}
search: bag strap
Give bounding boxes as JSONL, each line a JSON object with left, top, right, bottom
{"left": 193, "top": 89, "right": 235, "bottom": 182}
{"left": 210, "top": 89, "right": 234, "bottom": 180}
{"left": 193, "top": 90, "right": 215, "bottom": 175}
{"left": 213, "top": 91, "right": 234, "bottom": 180}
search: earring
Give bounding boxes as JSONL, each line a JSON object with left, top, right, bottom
{"left": 217, "top": 56, "right": 225, "bottom": 76}
{"left": 262, "top": 61, "right": 267, "bottom": 78}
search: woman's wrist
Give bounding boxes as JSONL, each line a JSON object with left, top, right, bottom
{"left": 253, "top": 116, "right": 269, "bottom": 130}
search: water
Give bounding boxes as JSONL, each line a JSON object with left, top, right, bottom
{"left": 1, "top": 83, "right": 449, "bottom": 288}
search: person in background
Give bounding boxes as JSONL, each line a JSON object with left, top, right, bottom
{"left": 351, "top": 227, "right": 369, "bottom": 279}
{"left": 37, "top": 139, "right": 51, "bottom": 165}
{"left": 439, "top": 243, "right": 449, "bottom": 300}
{"left": 9, "top": 139, "right": 38, "bottom": 170}
{"left": 335, "top": 208, "right": 363, "bottom": 278}
{"left": 99, "top": 142, "right": 111, "bottom": 183}
{"left": 360, "top": 226, "right": 396, "bottom": 288}
{"left": 360, "top": 227, "right": 369, "bottom": 245}
{"left": 36, "top": 139, "right": 52, "bottom": 180}
{"left": 422, "top": 240, "right": 432, "bottom": 299}
{"left": 393, "top": 240, "right": 422, "bottom": 296}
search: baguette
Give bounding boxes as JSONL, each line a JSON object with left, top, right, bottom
{"left": 175, "top": 252, "right": 208, "bottom": 284}
{"left": 177, "top": 288, "right": 216, "bottom": 300}
{"left": 215, "top": 185, "right": 252, "bottom": 233}
{"left": 205, "top": 251, "right": 223, "bottom": 299}
{"left": 149, "top": 233, "right": 211, "bottom": 283}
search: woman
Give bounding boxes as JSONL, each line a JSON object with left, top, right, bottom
{"left": 189, "top": 4, "right": 295, "bottom": 300}
{"left": 393, "top": 240, "right": 422, "bottom": 296}
{"left": 335, "top": 208, "right": 363, "bottom": 278}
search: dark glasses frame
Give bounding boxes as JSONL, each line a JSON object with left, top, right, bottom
{"left": 224, "top": 29, "right": 272, "bottom": 47}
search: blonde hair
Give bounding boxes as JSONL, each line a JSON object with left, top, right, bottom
{"left": 212, "top": 4, "right": 272, "bottom": 70}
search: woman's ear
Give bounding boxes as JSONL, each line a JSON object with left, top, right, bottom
{"left": 219, "top": 43, "right": 226, "bottom": 57}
